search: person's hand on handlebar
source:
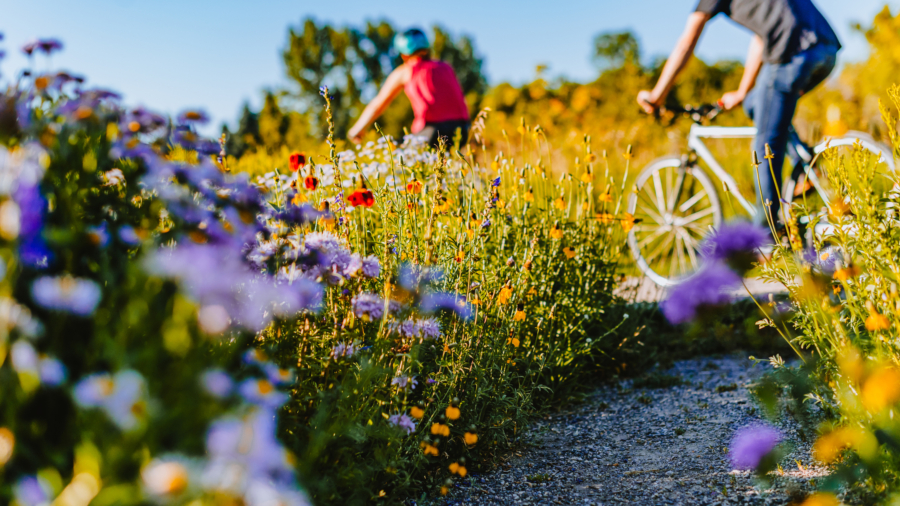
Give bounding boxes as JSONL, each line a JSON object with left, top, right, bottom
{"left": 718, "top": 90, "right": 746, "bottom": 111}
{"left": 637, "top": 90, "right": 663, "bottom": 115}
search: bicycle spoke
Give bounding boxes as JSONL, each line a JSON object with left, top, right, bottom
{"left": 652, "top": 170, "right": 666, "bottom": 215}
{"left": 636, "top": 225, "right": 670, "bottom": 250}
{"left": 638, "top": 188, "right": 665, "bottom": 219}
{"left": 636, "top": 203, "right": 665, "bottom": 225}
{"left": 667, "top": 168, "right": 687, "bottom": 214}
{"left": 677, "top": 228, "right": 701, "bottom": 268}
{"left": 678, "top": 189, "right": 707, "bottom": 213}
{"left": 643, "top": 231, "right": 676, "bottom": 266}
{"left": 679, "top": 206, "right": 715, "bottom": 225}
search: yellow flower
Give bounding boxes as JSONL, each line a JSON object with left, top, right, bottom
{"left": 524, "top": 189, "right": 534, "bottom": 202}
{"left": 497, "top": 286, "right": 512, "bottom": 305}
{"left": 829, "top": 200, "right": 850, "bottom": 219}
{"left": 491, "top": 160, "right": 501, "bottom": 171}
{"left": 454, "top": 250, "right": 465, "bottom": 263}
{"left": 861, "top": 366, "right": 900, "bottom": 413}
{"left": 291, "top": 192, "right": 307, "bottom": 205}
{"left": 596, "top": 213, "right": 615, "bottom": 224}
{"left": 513, "top": 310, "right": 526, "bottom": 321}
{"left": 507, "top": 337, "right": 520, "bottom": 347}
{"left": 621, "top": 213, "right": 636, "bottom": 233}
{"left": 446, "top": 406, "right": 460, "bottom": 420}
{"left": 813, "top": 426, "right": 877, "bottom": 463}
{"left": 585, "top": 152, "right": 597, "bottom": 163}
{"left": 580, "top": 172, "right": 592, "bottom": 183}
{"left": 549, "top": 226, "right": 564, "bottom": 240}
{"left": 466, "top": 228, "right": 474, "bottom": 239}
{"left": 464, "top": 432, "right": 478, "bottom": 445}
{"left": 581, "top": 200, "right": 589, "bottom": 211}
{"left": 410, "top": 406, "right": 425, "bottom": 419}
{"left": 599, "top": 192, "right": 613, "bottom": 203}
{"left": 443, "top": 344, "right": 451, "bottom": 353}
{"left": 470, "top": 296, "right": 481, "bottom": 306}
{"left": 563, "top": 247, "right": 576, "bottom": 259}
{"left": 798, "top": 493, "right": 839, "bottom": 506}
{"left": 865, "top": 312, "right": 890, "bottom": 331}
{"left": 553, "top": 197, "right": 566, "bottom": 210}
{"left": 834, "top": 265, "right": 860, "bottom": 281}
{"left": 527, "top": 287, "right": 537, "bottom": 296}
{"left": 496, "top": 199, "right": 505, "bottom": 210}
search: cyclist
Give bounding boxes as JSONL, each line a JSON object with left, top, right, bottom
{"left": 348, "top": 28, "right": 471, "bottom": 149}
{"left": 637, "top": 0, "right": 840, "bottom": 228}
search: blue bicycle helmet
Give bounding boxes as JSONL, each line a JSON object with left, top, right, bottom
{"left": 394, "top": 28, "right": 430, "bottom": 56}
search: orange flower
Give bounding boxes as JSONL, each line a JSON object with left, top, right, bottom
{"left": 449, "top": 462, "right": 460, "bottom": 474}
{"left": 406, "top": 179, "right": 423, "bottom": 194}
{"left": 553, "top": 197, "right": 566, "bottom": 210}
{"left": 507, "top": 337, "right": 520, "bottom": 347}
{"left": 513, "top": 310, "right": 526, "bottom": 321}
{"left": 410, "top": 406, "right": 425, "bottom": 419}
{"left": 621, "top": 213, "right": 636, "bottom": 233}
{"left": 304, "top": 175, "right": 319, "bottom": 190}
{"left": 585, "top": 152, "right": 597, "bottom": 163}
{"left": 563, "top": 247, "right": 576, "bottom": 259}
{"left": 524, "top": 189, "right": 534, "bottom": 202}
{"left": 421, "top": 441, "right": 439, "bottom": 456}
{"left": 866, "top": 312, "right": 890, "bottom": 331}
{"left": 597, "top": 213, "right": 615, "bottom": 224}
{"left": 464, "top": 432, "right": 478, "bottom": 445}
{"left": 457, "top": 466, "right": 467, "bottom": 478}
{"left": 289, "top": 152, "right": 306, "bottom": 171}
{"left": 580, "top": 171, "right": 592, "bottom": 183}
{"left": 834, "top": 265, "right": 860, "bottom": 281}
{"left": 497, "top": 286, "right": 512, "bottom": 305}
{"left": 549, "top": 225, "right": 564, "bottom": 240}
{"left": 440, "top": 486, "right": 449, "bottom": 496}
{"left": 599, "top": 192, "right": 613, "bottom": 203}
{"left": 431, "top": 423, "right": 451, "bottom": 437}
{"left": 445, "top": 406, "right": 460, "bottom": 420}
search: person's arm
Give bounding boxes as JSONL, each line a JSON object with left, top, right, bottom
{"left": 348, "top": 66, "right": 408, "bottom": 143}
{"left": 637, "top": 11, "right": 710, "bottom": 114}
{"left": 719, "top": 35, "right": 764, "bottom": 110}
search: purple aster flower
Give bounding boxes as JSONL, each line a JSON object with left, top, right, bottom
{"left": 331, "top": 342, "right": 356, "bottom": 360}
{"left": 87, "top": 222, "right": 110, "bottom": 248}
{"left": 702, "top": 221, "right": 770, "bottom": 273}
{"left": 361, "top": 255, "right": 380, "bottom": 278}
{"left": 398, "top": 263, "right": 443, "bottom": 292}
{"left": 391, "top": 375, "right": 418, "bottom": 391}
{"left": 391, "top": 317, "right": 442, "bottom": 339}
{"left": 343, "top": 253, "right": 363, "bottom": 277}
{"left": 388, "top": 413, "right": 416, "bottom": 435}
{"left": 421, "top": 292, "right": 472, "bottom": 320}
{"left": 176, "top": 109, "right": 210, "bottom": 125}
{"left": 31, "top": 276, "right": 102, "bottom": 316}
{"left": 39, "top": 356, "right": 67, "bottom": 386}
{"left": 730, "top": 424, "right": 781, "bottom": 470}
{"left": 14, "top": 475, "right": 53, "bottom": 506}
{"left": 351, "top": 292, "right": 398, "bottom": 321}
{"left": 238, "top": 378, "right": 289, "bottom": 409}
{"left": 491, "top": 176, "right": 501, "bottom": 187}
{"left": 121, "top": 106, "right": 166, "bottom": 134}
{"left": 73, "top": 370, "right": 147, "bottom": 430}
{"left": 10, "top": 340, "right": 39, "bottom": 375}
{"left": 118, "top": 225, "right": 142, "bottom": 246}
{"left": 22, "top": 38, "right": 63, "bottom": 56}
{"left": 275, "top": 203, "right": 324, "bottom": 226}
{"left": 264, "top": 363, "right": 295, "bottom": 386}
{"left": 200, "top": 369, "right": 234, "bottom": 398}
{"left": 660, "top": 262, "right": 741, "bottom": 325}
{"left": 427, "top": 378, "right": 437, "bottom": 385}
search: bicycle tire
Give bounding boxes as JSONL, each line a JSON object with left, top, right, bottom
{"left": 627, "top": 157, "right": 723, "bottom": 287}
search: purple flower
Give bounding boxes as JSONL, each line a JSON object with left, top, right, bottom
{"left": 204, "top": 408, "right": 295, "bottom": 489}
{"left": 87, "top": 222, "right": 110, "bottom": 248}
{"left": 391, "top": 317, "right": 442, "bottom": 339}
{"left": 421, "top": 292, "right": 472, "bottom": 320}
{"left": 121, "top": 106, "right": 166, "bottom": 134}
{"left": 39, "top": 356, "right": 67, "bottom": 386}
{"left": 31, "top": 276, "right": 102, "bottom": 316}
{"left": 331, "top": 342, "right": 356, "bottom": 360}
{"left": 351, "top": 293, "right": 399, "bottom": 321}
{"left": 660, "top": 262, "right": 741, "bottom": 324}
{"left": 388, "top": 413, "right": 416, "bottom": 435}
{"left": 177, "top": 109, "right": 210, "bottom": 125}
{"left": 391, "top": 375, "right": 418, "bottom": 391}
{"left": 238, "top": 378, "right": 289, "bottom": 409}
{"left": 730, "top": 424, "right": 781, "bottom": 470}
{"left": 702, "top": 221, "right": 769, "bottom": 273}
{"left": 201, "top": 369, "right": 234, "bottom": 398}
{"left": 491, "top": 176, "right": 501, "bottom": 187}
{"left": 118, "top": 225, "right": 142, "bottom": 246}
{"left": 361, "top": 255, "right": 380, "bottom": 278}
{"left": 22, "top": 38, "right": 63, "bottom": 56}
{"left": 14, "top": 475, "right": 53, "bottom": 506}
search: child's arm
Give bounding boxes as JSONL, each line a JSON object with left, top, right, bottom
{"left": 348, "top": 66, "right": 408, "bottom": 143}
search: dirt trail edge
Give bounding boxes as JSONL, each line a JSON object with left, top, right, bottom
{"left": 432, "top": 353, "right": 828, "bottom": 506}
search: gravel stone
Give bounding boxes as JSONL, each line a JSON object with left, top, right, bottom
{"left": 428, "top": 353, "right": 828, "bottom": 506}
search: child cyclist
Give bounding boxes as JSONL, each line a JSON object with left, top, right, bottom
{"left": 348, "top": 28, "right": 471, "bottom": 149}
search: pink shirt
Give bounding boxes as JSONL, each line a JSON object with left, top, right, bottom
{"left": 403, "top": 59, "right": 470, "bottom": 133}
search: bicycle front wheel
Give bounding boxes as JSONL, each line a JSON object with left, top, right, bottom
{"left": 627, "top": 157, "right": 723, "bottom": 287}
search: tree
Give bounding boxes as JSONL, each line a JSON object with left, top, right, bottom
{"left": 593, "top": 31, "right": 641, "bottom": 70}
{"left": 223, "top": 102, "right": 261, "bottom": 159}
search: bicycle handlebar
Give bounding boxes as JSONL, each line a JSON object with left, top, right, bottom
{"left": 651, "top": 103, "right": 724, "bottom": 125}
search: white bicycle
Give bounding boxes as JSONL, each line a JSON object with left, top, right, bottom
{"left": 627, "top": 104, "right": 896, "bottom": 287}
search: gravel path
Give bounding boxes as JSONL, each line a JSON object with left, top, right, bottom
{"left": 434, "top": 353, "right": 828, "bottom": 506}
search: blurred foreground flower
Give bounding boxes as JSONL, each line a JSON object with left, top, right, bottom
{"left": 702, "top": 221, "right": 769, "bottom": 274}
{"left": 73, "top": 370, "right": 147, "bottom": 430}
{"left": 660, "top": 263, "right": 740, "bottom": 324}
{"left": 388, "top": 413, "right": 416, "bottom": 434}
{"left": 31, "top": 275, "right": 101, "bottom": 317}
{"left": 730, "top": 424, "right": 781, "bottom": 470}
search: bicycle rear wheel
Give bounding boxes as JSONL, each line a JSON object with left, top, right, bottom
{"left": 783, "top": 132, "right": 896, "bottom": 215}
{"left": 627, "top": 157, "right": 723, "bottom": 287}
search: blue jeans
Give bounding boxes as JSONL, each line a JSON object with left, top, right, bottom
{"left": 744, "top": 43, "right": 838, "bottom": 227}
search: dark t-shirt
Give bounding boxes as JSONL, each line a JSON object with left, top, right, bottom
{"left": 695, "top": 0, "right": 840, "bottom": 63}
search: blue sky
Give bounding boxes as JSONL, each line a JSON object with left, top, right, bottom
{"left": 0, "top": 0, "right": 894, "bottom": 132}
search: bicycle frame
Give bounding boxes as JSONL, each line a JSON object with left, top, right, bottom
{"left": 686, "top": 124, "right": 760, "bottom": 220}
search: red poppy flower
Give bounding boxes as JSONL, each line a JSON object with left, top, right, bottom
{"left": 289, "top": 152, "right": 306, "bottom": 172}
{"left": 406, "top": 180, "right": 423, "bottom": 194}
{"left": 348, "top": 188, "right": 375, "bottom": 208}
{"left": 304, "top": 175, "right": 319, "bottom": 190}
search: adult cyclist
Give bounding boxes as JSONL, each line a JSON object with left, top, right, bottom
{"left": 637, "top": 0, "right": 840, "bottom": 229}
{"left": 348, "top": 28, "right": 471, "bottom": 149}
